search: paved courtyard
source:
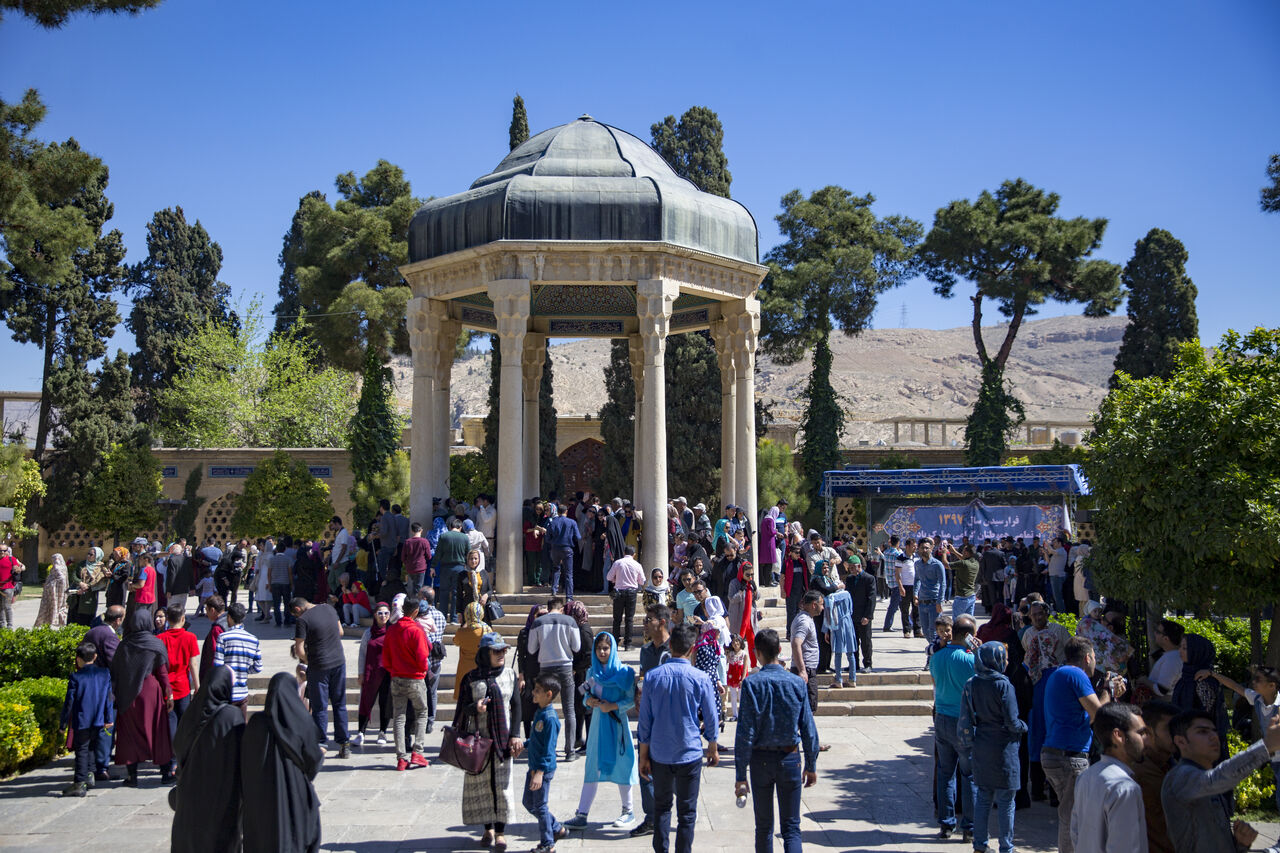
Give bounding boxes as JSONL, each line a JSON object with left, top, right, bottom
{"left": 1, "top": 593, "right": 1275, "bottom": 852}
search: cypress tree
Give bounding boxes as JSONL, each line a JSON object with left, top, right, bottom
{"left": 348, "top": 345, "right": 400, "bottom": 525}
{"left": 539, "top": 340, "right": 562, "bottom": 494}
{"left": 596, "top": 340, "right": 634, "bottom": 500}
{"left": 510, "top": 95, "right": 529, "bottom": 152}
{"left": 1111, "top": 228, "right": 1199, "bottom": 385}
{"left": 798, "top": 338, "right": 843, "bottom": 504}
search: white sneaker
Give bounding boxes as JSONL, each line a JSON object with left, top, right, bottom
{"left": 350, "top": 732, "right": 364, "bottom": 746}
{"left": 376, "top": 733, "right": 388, "bottom": 745}
{"left": 611, "top": 811, "right": 636, "bottom": 828}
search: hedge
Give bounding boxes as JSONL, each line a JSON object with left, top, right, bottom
{"left": 0, "top": 625, "right": 88, "bottom": 687}
{"left": 1169, "top": 616, "right": 1267, "bottom": 686}
{"left": 1228, "top": 730, "right": 1278, "bottom": 814}
{"left": 0, "top": 698, "right": 40, "bottom": 776}
{"left": 0, "top": 677, "right": 69, "bottom": 768}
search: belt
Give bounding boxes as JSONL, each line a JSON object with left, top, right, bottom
{"left": 1041, "top": 746, "right": 1087, "bottom": 758}
{"left": 755, "top": 744, "right": 799, "bottom": 754}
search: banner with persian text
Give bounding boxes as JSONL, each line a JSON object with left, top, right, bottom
{"left": 872, "top": 499, "right": 1067, "bottom": 545}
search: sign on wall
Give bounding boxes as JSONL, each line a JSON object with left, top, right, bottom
{"left": 208, "top": 465, "right": 332, "bottom": 478}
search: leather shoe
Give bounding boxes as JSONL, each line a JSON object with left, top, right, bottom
{"left": 628, "top": 820, "right": 654, "bottom": 837}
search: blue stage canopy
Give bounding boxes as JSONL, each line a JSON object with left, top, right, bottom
{"left": 821, "top": 464, "right": 1090, "bottom": 498}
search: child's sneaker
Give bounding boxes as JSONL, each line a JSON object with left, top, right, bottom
{"left": 562, "top": 812, "right": 589, "bottom": 830}
{"left": 610, "top": 811, "right": 636, "bottom": 828}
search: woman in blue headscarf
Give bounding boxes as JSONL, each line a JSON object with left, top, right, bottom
{"left": 959, "top": 641, "right": 1027, "bottom": 853}
{"left": 562, "top": 632, "right": 638, "bottom": 831}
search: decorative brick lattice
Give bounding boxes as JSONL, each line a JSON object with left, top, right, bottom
{"left": 45, "top": 522, "right": 163, "bottom": 554}
{"left": 1075, "top": 521, "right": 1096, "bottom": 542}
{"left": 832, "top": 498, "right": 868, "bottom": 549}
{"left": 200, "top": 493, "right": 240, "bottom": 545}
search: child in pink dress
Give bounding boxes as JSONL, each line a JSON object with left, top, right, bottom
{"left": 726, "top": 635, "right": 747, "bottom": 721}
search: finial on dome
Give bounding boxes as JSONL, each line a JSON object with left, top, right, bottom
{"left": 577, "top": 113, "right": 593, "bottom": 121}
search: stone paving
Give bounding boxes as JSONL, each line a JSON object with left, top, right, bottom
{"left": 1, "top": 593, "right": 1276, "bottom": 852}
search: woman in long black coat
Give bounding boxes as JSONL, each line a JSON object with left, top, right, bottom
{"left": 242, "top": 672, "right": 323, "bottom": 853}
{"left": 170, "top": 667, "right": 244, "bottom": 853}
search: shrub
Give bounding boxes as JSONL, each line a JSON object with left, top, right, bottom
{"left": 1048, "top": 612, "right": 1078, "bottom": 635}
{"left": 0, "top": 698, "right": 40, "bottom": 776}
{"left": 1228, "top": 730, "right": 1278, "bottom": 813}
{"left": 0, "top": 677, "right": 69, "bottom": 766}
{"left": 0, "top": 625, "right": 89, "bottom": 686}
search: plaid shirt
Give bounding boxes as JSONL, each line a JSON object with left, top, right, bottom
{"left": 213, "top": 625, "right": 262, "bottom": 702}
{"left": 416, "top": 605, "right": 446, "bottom": 647}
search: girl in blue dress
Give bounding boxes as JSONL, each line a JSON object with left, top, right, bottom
{"left": 562, "top": 632, "right": 639, "bottom": 830}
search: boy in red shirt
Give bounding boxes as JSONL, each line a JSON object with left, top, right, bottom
{"left": 382, "top": 597, "right": 432, "bottom": 770}
{"left": 159, "top": 602, "right": 200, "bottom": 778}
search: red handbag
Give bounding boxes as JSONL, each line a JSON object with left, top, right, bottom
{"left": 439, "top": 701, "right": 493, "bottom": 775}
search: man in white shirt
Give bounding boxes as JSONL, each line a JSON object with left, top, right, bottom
{"left": 606, "top": 545, "right": 646, "bottom": 651}
{"left": 329, "top": 515, "right": 355, "bottom": 588}
{"left": 1138, "top": 618, "right": 1185, "bottom": 699}
{"left": 472, "top": 494, "right": 496, "bottom": 556}
{"left": 1071, "top": 702, "right": 1150, "bottom": 853}
{"left": 1046, "top": 534, "right": 1070, "bottom": 613}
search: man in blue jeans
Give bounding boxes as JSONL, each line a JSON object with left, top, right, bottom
{"left": 915, "top": 538, "right": 947, "bottom": 644}
{"left": 544, "top": 504, "right": 580, "bottom": 600}
{"left": 291, "top": 597, "right": 351, "bottom": 759}
{"left": 638, "top": 623, "right": 720, "bottom": 853}
{"left": 929, "top": 613, "right": 976, "bottom": 841}
{"left": 734, "top": 628, "right": 819, "bottom": 853}
{"left": 1040, "top": 636, "right": 1108, "bottom": 853}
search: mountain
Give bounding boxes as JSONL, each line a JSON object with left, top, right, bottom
{"left": 391, "top": 314, "right": 1127, "bottom": 444}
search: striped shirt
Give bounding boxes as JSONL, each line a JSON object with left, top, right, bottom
{"left": 213, "top": 624, "right": 262, "bottom": 702}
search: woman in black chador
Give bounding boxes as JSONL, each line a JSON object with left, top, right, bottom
{"left": 170, "top": 666, "right": 244, "bottom": 853}
{"left": 241, "top": 672, "right": 324, "bottom": 853}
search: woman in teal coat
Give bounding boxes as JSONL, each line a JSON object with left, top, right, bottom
{"left": 562, "top": 632, "right": 639, "bottom": 831}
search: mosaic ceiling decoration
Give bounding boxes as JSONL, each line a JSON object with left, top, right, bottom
{"left": 531, "top": 284, "right": 636, "bottom": 316}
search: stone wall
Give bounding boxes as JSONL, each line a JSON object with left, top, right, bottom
{"left": 38, "top": 447, "right": 355, "bottom": 562}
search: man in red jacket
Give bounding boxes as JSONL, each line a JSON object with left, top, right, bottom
{"left": 383, "top": 596, "right": 433, "bottom": 770}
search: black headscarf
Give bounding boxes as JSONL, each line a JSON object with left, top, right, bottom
{"left": 241, "top": 672, "right": 323, "bottom": 853}
{"left": 111, "top": 607, "right": 168, "bottom": 710}
{"left": 462, "top": 644, "right": 516, "bottom": 760}
{"left": 1172, "top": 632, "right": 1217, "bottom": 710}
{"left": 170, "top": 667, "right": 244, "bottom": 853}
{"left": 604, "top": 514, "right": 624, "bottom": 563}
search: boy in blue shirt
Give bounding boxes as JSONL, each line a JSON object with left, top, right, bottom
{"left": 59, "top": 641, "right": 115, "bottom": 797}
{"left": 524, "top": 674, "right": 567, "bottom": 852}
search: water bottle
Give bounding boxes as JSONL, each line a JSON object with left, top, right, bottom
{"left": 736, "top": 794, "right": 748, "bottom": 809}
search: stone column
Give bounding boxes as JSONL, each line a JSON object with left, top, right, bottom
{"left": 488, "top": 279, "right": 530, "bottom": 593}
{"left": 628, "top": 334, "right": 645, "bottom": 509}
{"left": 430, "top": 301, "right": 461, "bottom": 502}
{"left": 407, "top": 296, "right": 436, "bottom": 529}
{"left": 522, "top": 335, "right": 546, "bottom": 499}
{"left": 730, "top": 298, "right": 761, "bottom": 546}
{"left": 635, "top": 279, "right": 677, "bottom": 573}
{"left": 710, "top": 318, "right": 737, "bottom": 513}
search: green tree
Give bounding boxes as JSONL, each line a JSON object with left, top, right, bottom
{"left": 156, "top": 306, "right": 356, "bottom": 448}
{"left": 170, "top": 467, "right": 205, "bottom": 543}
{"left": 273, "top": 190, "right": 324, "bottom": 337}
{"left": 509, "top": 94, "right": 529, "bottom": 151}
{"left": 126, "top": 206, "right": 233, "bottom": 422}
{"left": 596, "top": 340, "right": 634, "bottom": 501}
{"left": 450, "top": 452, "right": 495, "bottom": 506}
{"left": 230, "top": 450, "right": 334, "bottom": 541}
{"left": 650, "top": 106, "right": 732, "bottom": 198}
{"left": 348, "top": 344, "right": 401, "bottom": 523}
{"left": 756, "top": 439, "right": 807, "bottom": 522}
{"left": 762, "top": 186, "right": 921, "bottom": 501}
{"left": 0, "top": 443, "right": 44, "bottom": 540}
{"left": 1261, "top": 154, "right": 1280, "bottom": 214}
{"left": 1087, "top": 328, "right": 1280, "bottom": 665}
{"left": 876, "top": 452, "right": 922, "bottom": 470}
{"left": 919, "top": 179, "right": 1122, "bottom": 465}
{"left": 1, "top": 0, "right": 161, "bottom": 28}
{"left": 1111, "top": 228, "right": 1198, "bottom": 385}
{"left": 285, "top": 161, "right": 423, "bottom": 370}
{"left": 539, "top": 341, "right": 562, "bottom": 495}
{"left": 74, "top": 435, "right": 163, "bottom": 545}
{"left": 351, "top": 450, "right": 409, "bottom": 527}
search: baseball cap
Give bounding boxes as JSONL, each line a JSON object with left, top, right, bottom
{"left": 479, "top": 632, "right": 509, "bottom": 652}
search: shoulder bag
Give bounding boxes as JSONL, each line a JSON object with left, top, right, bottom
{"left": 438, "top": 691, "right": 493, "bottom": 775}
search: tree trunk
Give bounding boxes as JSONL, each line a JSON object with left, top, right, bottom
{"left": 1250, "top": 608, "right": 1264, "bottom": 666}
{"left": 992, "top": 298, "right": 1028, "bottom": 370}
{"left": 1267, "top": 606, "right": 1280, "bottom": 669}
{"left": 970, "top": 295, "right": 989, "bottom": 364}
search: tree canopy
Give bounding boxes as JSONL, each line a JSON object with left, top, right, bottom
{"left": 0, "top": 442, "right": 44, "bottom": 540}
{"left": 1, "top": 0, "right": 161, "bottom": 28}
{"left": 756, "top": 438, "right": 808, "bottom": 523}
{"left": 231, "top": 450, "right": 333, "bottom": 541}
{"left": 1111, "top": 228, "right": 1198, "bottom": 385}
{"left": 126, "top": 206, "right": 233, "bottom": 422}
{"left": 74, "top": 434, "right": 163, "bottom": 544}
{"left": 1087, "top": 328, "right": 1280, "bottom": 664}
{"left": 1262, "top": 153, "right": 1280, "bottom": 214}
{"left": 156, "top": 305, "right": 355, "bottom": 448}
{"left": 347, "top": 345, "right": 401, "bottom": 524}
{"left": 650, "top": 106, "right": 732, "bottom": 197}
{"left": 919, "top": 179, "right": 1122, "bottom": 464}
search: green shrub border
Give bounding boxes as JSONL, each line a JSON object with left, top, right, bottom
{"left": 0, "top": 625, "right": 88, "bottom": 687}
{"left": 0, "top": 697, "right": 40, "bottom": 775}
{"left": 0, "top": 677, "right": 70, "bottom": 769}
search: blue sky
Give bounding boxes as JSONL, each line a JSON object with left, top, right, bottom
{"left": 2, "top": 0, "right": 1277, "bottom": 391}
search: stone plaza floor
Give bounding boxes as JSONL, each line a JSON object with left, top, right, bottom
{"left": 1, "top": 593, "right": 1276, "bottom": 852}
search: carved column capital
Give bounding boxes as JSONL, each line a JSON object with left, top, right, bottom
{"left": 488, "top": 279, "right": 530, "bottom": 361}
{"left": 635, "top": 279, "right": 678, "bottom": 362}
{"left": 726, "top": 297, "right": 761, "bottom": 359}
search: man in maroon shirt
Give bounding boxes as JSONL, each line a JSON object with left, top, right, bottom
{"left": 382, "top": 596, "right": 433, "bottom": 770}
{"left": 400, "top": 523, "right": 432, "bottom": 598}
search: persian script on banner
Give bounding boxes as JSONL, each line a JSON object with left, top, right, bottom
{"left": 873, "top": 500, "right": 1066, "bottom": 543}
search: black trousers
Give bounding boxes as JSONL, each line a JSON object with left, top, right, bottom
{"left": 899, "top": 585, "right": 919, "bottom": 634}
{"left": 854, "top": 620, "right": 873, "bottom": 667}
{"left": 72, "top": 727, "right": 102, "bottom": 783}
{"left": 791, "top": 666, "right": 818, "bottom": 714}
{"left": 612, "top": 588, "right": 637, "bottom": 647}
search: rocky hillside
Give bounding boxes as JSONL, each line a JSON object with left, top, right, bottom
{"left": 391, "top": 314, "right": 1126, "bottom": 444}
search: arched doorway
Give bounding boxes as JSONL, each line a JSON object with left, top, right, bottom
{"left": 558, "top": 438, "right": 604, "bottom": 496}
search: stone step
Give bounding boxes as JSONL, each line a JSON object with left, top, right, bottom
{"left": 815, "top": 700, "right": 935, "bottom": 716}
{"left": 819, "top": 684, "right": 935, "bottom": 701}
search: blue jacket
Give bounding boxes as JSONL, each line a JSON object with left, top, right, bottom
{"left": 546, "top": 516, "right": 580, "bottom": 550}
{"left": 733, "top": 663, "right": 819, "bottom": 780}
{"left": 61, "top": 665, "right": 115, "bottom": 731}
{"left": 526, "top": 704, "right": 560, "bottom": 773}
{"left": 959, "top": 673, "right": 1027, "bottom": 789}
{"left": 915, "top": 557, "right": 945, "bottom": 603}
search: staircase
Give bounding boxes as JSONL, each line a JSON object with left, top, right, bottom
{"left": 246, "top": 590, "right": 933, "bottom": 718}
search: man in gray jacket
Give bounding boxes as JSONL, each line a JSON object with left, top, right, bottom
{"left": 1161, "top": 708, "right": 1280, "bottom": 853}
{"left": 526, "top": 596, "right": 582, "bottom": 761}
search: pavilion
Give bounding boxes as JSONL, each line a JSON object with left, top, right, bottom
{"left": 399, "top": 115, "right": 768, "bottom": 592}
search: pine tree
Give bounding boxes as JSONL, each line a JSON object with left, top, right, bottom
{"left": 650, "top": 107, "right": 732, "bottom": 197}
{"left": 510, "top": 95, "right": 529, "bottom": 152}
{"left": 1262, "top": 154, "right": 1280, "bottom": 214}
{"left": 274, "top": 190, "right": 324, "bottom": 337}
{"left": 539, "top": 340, "right": 562, "bottom": 494}
{"left": 1111, "top": 228, "right": 1199, "bottom": 385}
{"left": 348, "top": 345, "right": 401, "bottom": 526}
{"left": 2, "top": 0, "right": 161, "bottom": 29}
{"left": 126, "top": 206, "right": 233, "bottom": 422}
{"left": 797, "top": 338, "right": 844, "bottom": 504}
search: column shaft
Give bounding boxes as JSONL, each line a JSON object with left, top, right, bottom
{"left": 635, "top": 279, "right": 677, "bottom": 574}
{"left": 731, "top": 299, "right": 761, "bottom": 553}
{"left": 407, "top": 297, "right": 436, "bottom": 529}
{"left": 522, "top": 335, "right": 546, "bottom": 499}
{"left": 628, "top": 335, "right": 645, "bottom": 509}
{"left": 431, "top": 308, "right": 460, "bottom": 502}
{"left": 711, "top": 319, "right": 737, "bottom": 513}
{"left": 488, "top": 279, "right": 530, "bottom": 593}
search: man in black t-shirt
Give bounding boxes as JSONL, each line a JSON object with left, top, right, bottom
{"left": 291, "top": 597, "right": 350, "bottom": 757}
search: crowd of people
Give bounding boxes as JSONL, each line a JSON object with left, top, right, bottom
{"left": 9, "top": 486, "right": 1280, "bottom": 853}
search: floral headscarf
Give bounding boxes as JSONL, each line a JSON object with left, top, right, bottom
{"left": 463, "top": 602, "right": 490, "bottom": 632}
{"left": 564, "top": 599, "right": 590, "bottom": 627}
